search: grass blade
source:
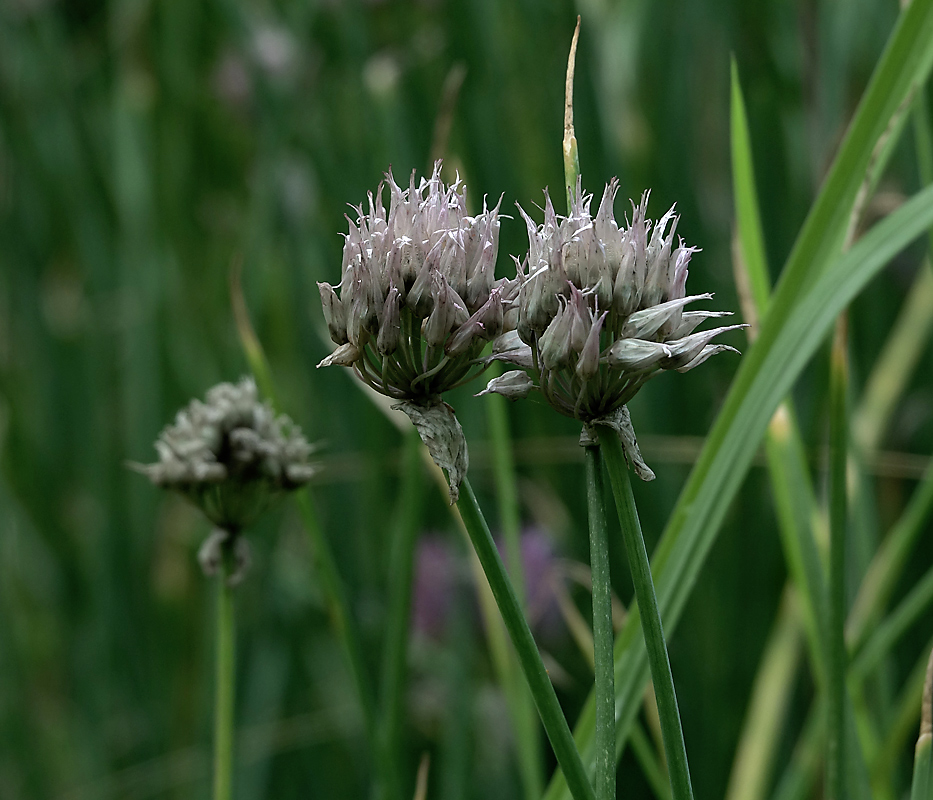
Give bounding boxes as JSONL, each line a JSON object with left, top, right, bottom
{"left": 826, "top": 317, "right": 850, "bottom": 800}
{"left": 729, "top": 58, "right": 771, "bottom": 314}
{"left": 909, "top": 649, "right": 933, "bottom": 800}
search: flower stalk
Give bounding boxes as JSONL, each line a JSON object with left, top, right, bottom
{"left": 584, "top": 444, "right": 616, "bottom": 800}
{"left": 456, "top": 478, "right": 596, "bottom": 800}
{"left": 596, "top": 425, "right": 695, "bottom": 800}
{"left": 213, "top": 536, "right": 237, "bottom": 800}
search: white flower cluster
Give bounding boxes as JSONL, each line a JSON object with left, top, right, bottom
{"left": 137, "top": 377, "right": 315, "bottom": 530}
{"left": 318, "top": 162, "right": 506, "bottom": 401}
{"left": 486, "top": 179, "right": 741, "bottom": 421}
{"left": 318, "top": 164, "right": 741, "bottom": 489}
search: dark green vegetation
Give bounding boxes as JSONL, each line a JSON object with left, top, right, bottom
{"left": 2, "top": 0, "right": 933, "bottom": 798}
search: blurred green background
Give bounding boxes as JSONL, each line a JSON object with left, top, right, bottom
{"left": 2, "top": 0, "right": 932, "bottom": 798}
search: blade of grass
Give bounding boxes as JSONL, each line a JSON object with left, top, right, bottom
{"left": 909, "top": 649, "right": 933, "bottom": 800}
{"left": 826, "top": 316, "right": 850, "bottom": 800}
{"left": 729, "top": 58, "right": 771, "bottom": 314}
{"left": 727, "top": 63, "right": 832, "bottom": 800}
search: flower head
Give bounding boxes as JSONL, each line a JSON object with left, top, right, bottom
{"left": 317, "top": 162, "right": 504, "bottom": 402}
{"left": 486, "top": 179, "right": 741, "bottom": 424}
{"left": 134, "top": 377, "right": 316, "bottom": 532}
{"left": 318, "top": 162, "right": 506, "bottom": 502}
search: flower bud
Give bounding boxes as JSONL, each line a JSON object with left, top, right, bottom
{"left": 424, "top": 273, "right": 469, "bottom": 347}
{"left": 318, "top": 282, "right": 348, "bottom": 344}
{"left": 538, "top": 299, "right": 573, "bottom": 370}
{"left": 317, "top": 342, "right": 361, "bottom": 368}
{"left": 477, "top": 370, "right": 536, "bottom": 400}
{"left": 132, "top": 377, "right": 316, "bottom": 535}
{"left": 576, "top": 311, "right": 607, "bottom": 379}
{"left": 377, "top": 286, "right": 402, "bottom": 355}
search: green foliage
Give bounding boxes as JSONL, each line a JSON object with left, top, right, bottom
{"left": 3, "top": 0, "right": 933, "bottom": 799}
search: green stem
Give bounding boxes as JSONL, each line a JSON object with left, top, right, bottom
{"left": 595, "top": 426, "right": 694, "bottom": 800}
{"left": 486, "top": 363, "right": 544, "bottom": 800}
{"left": 584, "top": 445, "right": 616, "bottom": 800}
{"left": 909, "top": 649, "right": 933, "bottom": 800}
{"left": 827, "top": 317, "right": 849, "bottom": 800}
{"left": 378, "top": 429, "right": 424, "bottom": 800}
{"left": 213, "top": 543, "right": 236, "bottom": 800}
{"left": 457, "top": 478, "right": 596, "bottom": 800}
{"left": 910, "top": 733, "right": 933, "bottom": 800}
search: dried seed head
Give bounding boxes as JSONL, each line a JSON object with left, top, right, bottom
{"left": 132, "top": 377, "right": 316, "bottom": 530}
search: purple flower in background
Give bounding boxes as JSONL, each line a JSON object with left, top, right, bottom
{"left": 411, "top": 536, "right": 462, "bottom": 641}
{"left": 412, "top": 528, "right": 565, "bottom": 643}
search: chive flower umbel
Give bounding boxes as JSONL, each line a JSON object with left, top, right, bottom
{"left": 317, "top": 162, "right": 505, "bottom": 501}
{"left": 317, "top": 162, "right": 504, "bottom": 400}
{"left": 483, "top": 180, "right": 741, "bottom": 478}
{"left": 133, "top": 377, "right": 316, "bottom": 582}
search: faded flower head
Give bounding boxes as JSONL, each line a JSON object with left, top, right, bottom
{"left": 135, "top": 377, "right": 316, "bottom": 532}
{"left": 318, "top": 162, "right": 506, "bottom": 502}
{"left": 485, "top": 179, "right": 741, "bottom": 425}
{"left": 317, "top": 161, "right": 504, "bottom": 402}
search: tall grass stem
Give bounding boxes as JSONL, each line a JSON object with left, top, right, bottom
{"left": 827, "top": 316, "right": 850, "bottom": 800}
{"left": 909, "top": 649, "right": 933, "bottom": 800}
